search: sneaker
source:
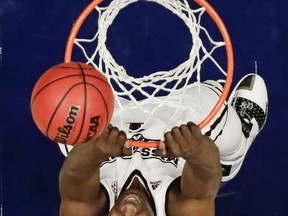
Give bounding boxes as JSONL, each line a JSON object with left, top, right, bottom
{"left": 228, "top": 73, "right": 268, "bottom": 139}
{"left": 218, "top": 73, "right": 268, "bottom": 182}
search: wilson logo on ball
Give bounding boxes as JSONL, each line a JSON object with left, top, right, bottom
{"left": 54, "top": 105, "right": 80, "bottom": 144}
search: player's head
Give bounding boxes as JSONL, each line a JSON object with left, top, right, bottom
{"left": 108, "top": 178, "right": 156, "bottom": 216}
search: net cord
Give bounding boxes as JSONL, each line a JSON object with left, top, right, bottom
{"left": 64, "top": 0, "right": 234, "bottom": 148}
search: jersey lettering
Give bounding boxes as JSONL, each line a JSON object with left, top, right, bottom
{"left": 101, "top": 147, "right": 179, "bottom": 167}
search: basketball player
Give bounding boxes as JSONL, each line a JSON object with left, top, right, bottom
{"left": 59, "top": 73, "right": 268, "bottom": 215}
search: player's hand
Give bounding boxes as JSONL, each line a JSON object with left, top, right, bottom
{"left": 157, "top": 122, "right": 219, "bottom": 163}
{"left": 93, "top": 124, "right": 132, "bottom": 158}
{"left": 72, "top": 124, "right": 131, "bottom": 161}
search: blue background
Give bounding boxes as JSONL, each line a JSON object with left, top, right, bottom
{"left": 2, "top": 0, "right": 287, "bottom": 215}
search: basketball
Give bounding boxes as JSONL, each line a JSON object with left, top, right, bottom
{"left": 30, "top": 62, "right": 114, "bottom": 145}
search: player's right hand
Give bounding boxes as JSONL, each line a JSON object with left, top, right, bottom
{"left": 70, "top": 124, "right": 132, "bottom": 162}
{"left": 91, "top": 124, "right": 132, "bottom": 158}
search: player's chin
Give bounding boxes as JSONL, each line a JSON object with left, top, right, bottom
{"left": 119, "top": 202, "right": 142, "bottom": 213}
{"left": 116, "top": 202, "right": 154, "bottom": 216}
{"left": 112, "top": 199, "right": 142, "bottom": 215}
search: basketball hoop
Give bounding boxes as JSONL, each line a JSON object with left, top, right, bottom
{"left": 64, "top": 0, "right": 234, "bottom": 148}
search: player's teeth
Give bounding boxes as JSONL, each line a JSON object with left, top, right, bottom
{"left": 125, "top": 196, "right": 140, "bottom": 203}
{"left": 127, "top": 198, "right": 136, "bottom": 201}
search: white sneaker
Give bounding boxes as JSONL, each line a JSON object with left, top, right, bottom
{"left": 221, "top": 73, "right": 268, "bottom": 182}
{"left": 228, "top": 73, "right": 268, "bottom": 139}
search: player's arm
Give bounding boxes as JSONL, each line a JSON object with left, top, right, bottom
{"left": 59, "top": 125, "right": 130, "bottom": 216}
{"left": 159, "top": 122, "right": 222, "bottom": 216}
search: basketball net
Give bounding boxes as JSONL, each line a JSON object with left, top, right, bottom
{"left": 65, "top": 0, "right": 234, "bottom": 148}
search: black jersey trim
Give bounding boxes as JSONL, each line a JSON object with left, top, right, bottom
{"left": 165, "top": 176, "right": 181, "bottom": 215}
{"left": 99, "top": 183, "right": 110, "bottom": 215}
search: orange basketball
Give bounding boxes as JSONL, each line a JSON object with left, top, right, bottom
{"left": 30, "top": 62, "right": 114, "bottom": 145}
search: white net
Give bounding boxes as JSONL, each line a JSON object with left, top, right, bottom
{"left": 70, "top": 0, "right": 230, "bottom": 138}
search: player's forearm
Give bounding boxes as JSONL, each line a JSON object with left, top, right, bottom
{"left": 59, "top": 142, "right": 108, "bottom": 202}
{"left": 181, "top": 149, "right": 222, "bottom": 199}
{"left": 61, "top": 143, "right": 108, "bottom": 180}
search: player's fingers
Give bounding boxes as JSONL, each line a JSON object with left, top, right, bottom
{"left": 107, "top": 126, "right": 120, "bottom": 144}
{"left": 171, "top": 126, "right": 185, "bottom": 144}
{"left": 114, "top": 129, "right": 131, "bottom": 156}
{"left": 122, "top": 140, "right": 132, "bottom": 156}
{"left": 179, "top": 124, "right": 192, "bottom": 141}
{"left": 187, "top": 121, "right": 197, "bottom": 128}
{"left": 188, "top": 122, "right": 202, "bottom": 139}
{"left": 164, "top": 130, "right": 181, "bottom": 158}
{"left": 117, "top": 130, "right": 127, "bottom": 144}
{"left": 107, "top": 127, "right": 129, "bottom": 156}
{"left": 164, "top": 131, "right": 175, "bottom": 148}
{"left": 178, "top": 124, "right": 194, "bottom": 150}
{"left": 155, "top": 141, "right": 167, "bottom": 157}
{"left": 82, "top": 124, "right": 113, "bottom": 149}
{"left": 98, "top": 124, "right": 113, "bottom": 141}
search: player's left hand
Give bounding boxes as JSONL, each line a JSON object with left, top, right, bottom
{"left": 156, "top": 122, "right": 219, "bottom": 163}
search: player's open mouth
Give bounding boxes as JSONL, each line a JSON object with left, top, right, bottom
{"left": 123, "top": 193, "right": 141, "bottom": 204}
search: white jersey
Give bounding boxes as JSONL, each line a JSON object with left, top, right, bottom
{"left": 100, "top": 149, "right": 185, "bottom": 215}
{"left": 111, "top": 83, "right": 226, "bottom": 142}
{"left": 109, "top": 82, "right": 247, "bottom": 182}
{"left": 58, "top": 80, "right": 248, "bottom": 214}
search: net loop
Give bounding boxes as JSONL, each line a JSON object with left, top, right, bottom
{"left": 65, "top": 0, "right": 234, "bottom": 147}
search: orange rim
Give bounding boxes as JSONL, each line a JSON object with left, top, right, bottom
{"left": 65, "top": 0, "right": 104, "bottom": 63}
{"left": 195, "top": 0, "right": 234, "bottom": 129}
{"left": 130, "top": 140, "right": 160, "bottom": 148}
{"left": 65, "top": 0, "right": 234, "bottom": 148}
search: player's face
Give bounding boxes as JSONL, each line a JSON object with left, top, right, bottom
{"left": 108, "top": 179, "right": 155, "bottom": 216}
